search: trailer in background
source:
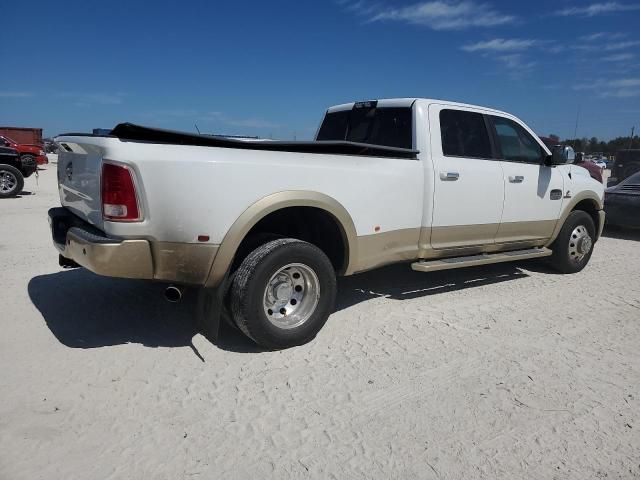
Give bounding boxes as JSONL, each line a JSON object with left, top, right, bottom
{"left": 0, "top": 127, "right": 43, "bottom": 146}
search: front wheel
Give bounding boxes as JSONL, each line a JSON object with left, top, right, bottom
{"left": 0, "top": 164, "right": 24, "bottom": 198}
{"left": 549, "top": 211, "right": 596, "bottom": 273}
{"left": 230, "top": 238, "right": 337, "bottom": 349}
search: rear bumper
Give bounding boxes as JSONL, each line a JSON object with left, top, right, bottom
{"left": 48, "top": 207, "right": 218, "bottom": 285}
{"left": 49, "top": 208, "right": 153, "bottom": 279}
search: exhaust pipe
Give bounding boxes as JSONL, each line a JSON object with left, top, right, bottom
{"left": 164, "top": 285, "right": 183, "bottom": 303}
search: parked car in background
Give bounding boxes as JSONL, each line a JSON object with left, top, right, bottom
{"left": 611, "top": 150, "right": 640, "bottom": 185}
{"left": 590, "top": 158, "right": 607, "bottom": 170}
{"left": 605, "top": 171, "right": 640, "bottom": 228}
{"left": 0, "top": 135, "right": 48, "bottom": 166}
{"left": 50, "top": 98, "right": 605, "bottom": 349}
{"left": 574, "top": 152, "right": 604, "bottom": 183}
{"left": 0, "top": 146, "right": 38, "bottom": 197}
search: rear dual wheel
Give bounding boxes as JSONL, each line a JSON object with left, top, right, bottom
{"left": 230, "top": 238, "right": 336, "bottom": 350}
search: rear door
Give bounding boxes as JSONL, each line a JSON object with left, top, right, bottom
{"left": 428, "top": 105, "right": 505, "bottom": 249}
{"left": 489, "top": 115, "right": 564, "bottom": 242}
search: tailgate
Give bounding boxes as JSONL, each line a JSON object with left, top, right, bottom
{"left": 56, "top": 139, "right": 105, "bottom": 230}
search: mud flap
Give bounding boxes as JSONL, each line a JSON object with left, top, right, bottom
{"left": 195, "top": 272, "right": 230, "bottom": 343}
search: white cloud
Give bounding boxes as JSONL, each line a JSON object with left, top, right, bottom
{"left": 346, "top": 0, "right": 516, "bottom": 30}
{"left": 603, "top": 53, "right": 635, "bottom": 62}
{"left": 555, "top": 2, "right": 640, "bottom": 17}
{"left": 579, "top": 31, "right": 627, "bottom": 41}
{"left": 574, "top": 77, "right": 640, "bottom": 97}
{"left": 57, "top": 92, "right": 125, "bottom": 106}
{"left": 496, "top": 53, "right": 536, "bottom": 71}
{"left": 0, "top": 91, "right": 34, "bottom": 98}
{"left": 461, "top": 38, "right": 537, "bottom": 52}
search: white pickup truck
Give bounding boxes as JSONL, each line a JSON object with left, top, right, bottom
{"left": 50, "top": 98, "right": 605, "bottom": 349}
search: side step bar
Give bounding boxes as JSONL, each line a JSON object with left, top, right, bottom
{"left": 411, "top": 247, "right": 552, "bottom": 273}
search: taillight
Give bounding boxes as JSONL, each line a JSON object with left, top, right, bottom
{"left": 101, "top": 162, "right": 141, "bottom": 222}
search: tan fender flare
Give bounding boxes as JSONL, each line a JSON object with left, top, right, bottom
{"left": 204, "top": 191, "right": 358, "bottom": 288}
{"left": 547, "top": 191, "right": 604, "bottom": 245}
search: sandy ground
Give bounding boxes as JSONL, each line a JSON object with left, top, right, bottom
{"left": 1, "top": 166, "right": 639, "bottom": 480}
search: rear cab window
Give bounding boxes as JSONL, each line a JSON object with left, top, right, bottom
{"left": 439, "top": 109, "right": 492, "bottom": 159}
{"left": 317, "top": 102, "right": 413, "bottom": 150}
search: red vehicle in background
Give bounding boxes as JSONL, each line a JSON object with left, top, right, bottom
{"left": 539, "top": 136, "right": 602, "bottom": 184}
{"left": 0, "top": 135, "right": 48, "bottom": 165}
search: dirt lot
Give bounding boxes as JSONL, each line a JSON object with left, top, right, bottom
{"left": 1, "top": 166, "right": 639, "bottom": 479}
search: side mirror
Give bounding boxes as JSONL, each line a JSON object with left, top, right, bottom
{"left": 547, "top": 145, "right": 575, "bottom": 165}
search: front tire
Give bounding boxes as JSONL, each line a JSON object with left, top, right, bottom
{"left": 0, "top": 164, "right": 24, "bottom": 198}
{"left": 549, "top": 211, "right": 596, "bottom": 273}
{"left": 230, "top": 238, "right": 336, "bottom": 349}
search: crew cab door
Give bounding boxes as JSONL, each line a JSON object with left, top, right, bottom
{"left": 488, "top": 115, "right": 564, "bottom": 242}
{"left": 428, "top": 105, "right": 505, "bottom": 249}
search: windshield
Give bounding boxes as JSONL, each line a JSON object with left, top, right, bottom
{"left": 316, "top": 104, "right": 413, "bottom": 150}
{"left": 0, "top": 135, "right": 17, "bottom": 145}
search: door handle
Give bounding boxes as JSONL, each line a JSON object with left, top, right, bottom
{"left": 440, "top": 172, "right": 460, "bottom": 181}
{"left": 509, "top": 175, "right": 524, "bottom": 183}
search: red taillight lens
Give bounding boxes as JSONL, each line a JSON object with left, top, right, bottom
{"left": 101, "top": 162, "right": 141, "bottom": 221}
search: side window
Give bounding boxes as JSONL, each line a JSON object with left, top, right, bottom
{"left": 439, "top": 109, "right": 492, "bottom": 159}
{"left": 491, "top": 116, "right": 543, "bottom": 163}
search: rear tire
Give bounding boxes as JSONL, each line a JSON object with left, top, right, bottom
{"left": 230, "top": 238, "right": 336, "bottom": 349}
{"left": 549, "top": 211, "right": 596, "bottom": 273}
{"left": 0, "top": 164, "right": 24, "bottom": 198}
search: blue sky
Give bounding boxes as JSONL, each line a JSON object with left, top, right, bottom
{"left": 1, "top": 1, "right": 639, "bottom": 140}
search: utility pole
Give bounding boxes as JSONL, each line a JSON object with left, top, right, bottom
{"left": 573, "top": 105, "right": 581, "bottom": 139}
{"left": 628, "top": 126, "right": 635, "bottom": 150}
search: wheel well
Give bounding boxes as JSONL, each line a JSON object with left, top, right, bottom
{"left": 234, "top": 207, "right": 348, "bottom": 272}
{"left": 572, "top": 199, "right": 599, "bottom": 231}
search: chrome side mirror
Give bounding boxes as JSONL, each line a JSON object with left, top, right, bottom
{"left": 548, "top": 145, "right": 575, "bottom": 165}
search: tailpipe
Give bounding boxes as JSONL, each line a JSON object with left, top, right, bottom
{"left": 164, "top": 285, "right": 184, "bottom": 303}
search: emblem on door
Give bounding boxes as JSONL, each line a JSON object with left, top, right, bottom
{"left": 550, "top": 189, "right": 562, "bottom": 200}
{"left": 66, "top": 162, "right": 73, "bottom": 181}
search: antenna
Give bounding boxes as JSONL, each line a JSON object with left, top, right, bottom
{"left": 628, "top": 126, "right": 635, "bottom": 150}
{"left": 573, "top": 105, "right": 581, "bottom": 139}
{"left": 195, "top": 124, "right": 201, "bottom": 135}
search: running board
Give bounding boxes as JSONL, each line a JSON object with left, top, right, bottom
{"left": 411, "top": 247, "right": 552, "bottom": 273}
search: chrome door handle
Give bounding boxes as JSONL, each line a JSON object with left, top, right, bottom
{"left": 509, "top": 175, "right": 524, "bottom": 183}
{"left": 440, "top": 172, "right": 460, "bottom": 181}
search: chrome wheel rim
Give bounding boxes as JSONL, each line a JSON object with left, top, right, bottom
{"left": 568, "top": 225, "right": 592, "bottom": 264}
{"left": 263, "top": 263, "right": 320, "bottom": 329}
{"left": 0, "top": 171, "right": 17, "bottom": 194}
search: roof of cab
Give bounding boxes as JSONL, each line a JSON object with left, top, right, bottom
{"left": 326, "top": 98, "right": 512, "bottom": 118}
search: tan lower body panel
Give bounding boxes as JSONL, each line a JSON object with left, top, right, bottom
{"left": 60, "top": 230, "right": 219, "bottom": 285}
{"left": 430, "top": 223, "right": 500, "bottom": 249}
{"left": 152, "top": 242, "right": 219, "bottom": 285}
{"left": 495, "top": 219, "right": 558, "bottom": 243}
{"left": 352, "top": 228, "right": 421, "bottom": 273}
{"left": 352, "top": 223, "right": 552, "bottom": 275}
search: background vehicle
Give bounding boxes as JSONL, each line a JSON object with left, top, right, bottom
{"left": 605, "top": 171, "right": 640, "bottom": 228}
{"left": 590, "top": 158, "right": 607, "bottom": 170}
{"left": 50, "top": 98, "right": 605, "bottom": 349}
{"left": 611, "top": 150, "right": 640, "bottom": 185}
{"left": 0, "top": 134, "right": 48, "bottom": 166}
{"left": 0, "top": 146, "right": 37, "bottom": 197}
{"left": 574, "top": 152, "right": 604, "bottom": 183}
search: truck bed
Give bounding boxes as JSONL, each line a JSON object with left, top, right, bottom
{"left": 61, "top": 123, "right": 419, "bottom": 159}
